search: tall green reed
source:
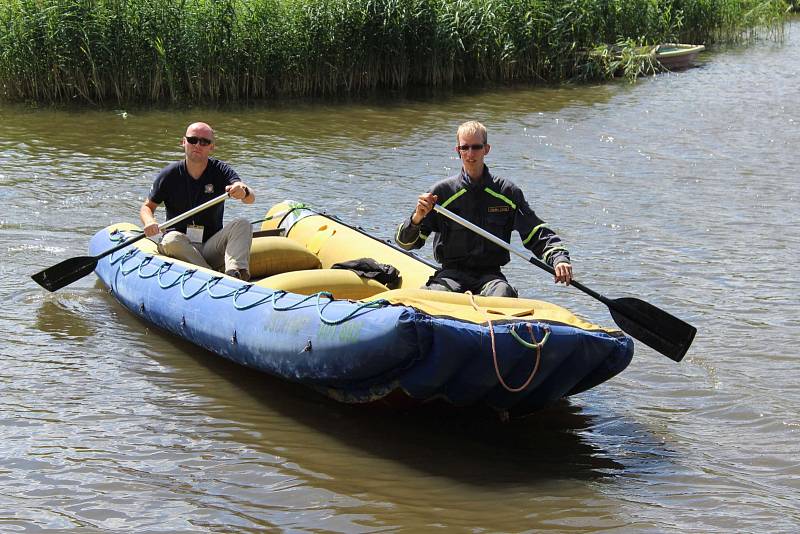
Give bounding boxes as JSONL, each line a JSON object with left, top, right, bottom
{"left": 0, "top": 0, "right": 788, "bottom": 105}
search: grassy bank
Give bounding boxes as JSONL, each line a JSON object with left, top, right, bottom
{"left": 0, "top": 0, "right": 788, "bottom": 105}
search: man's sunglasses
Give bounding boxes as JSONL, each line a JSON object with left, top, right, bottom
{"left": 185, "top": 136, "right": 213, "bottom": 146}
{"left": 457, "top": 143, "right": 485, "bottom": 152}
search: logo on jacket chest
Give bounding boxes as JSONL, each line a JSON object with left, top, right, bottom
{"left": 487, "top": 205, "right": 510, "bottom": 214}
{"left": 204, "top": 184, "right": 214, "bottom": 194}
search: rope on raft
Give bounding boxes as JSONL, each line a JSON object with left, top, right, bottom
{"left": 249, "top": 202, "right": 307, "bottom": 226}
{"left": 466, "top": 291, "right": 550, "bottom": 393}
{"left": 109, "top": 232, "right": 387, "bottom": 325}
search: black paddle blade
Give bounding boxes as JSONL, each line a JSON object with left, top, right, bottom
{"left": 608, "top": 297, "right": 696, "bottom": 362}
{"left": 31, "top": 256, "right": 99, "bottom": 292}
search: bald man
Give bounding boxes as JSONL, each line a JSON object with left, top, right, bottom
{"left": 140, "top": 122, "right": 256, "bottom": 280}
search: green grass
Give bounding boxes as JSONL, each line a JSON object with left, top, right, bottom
{"left": 0, "top": 0, "right": 789, "bottom": 105}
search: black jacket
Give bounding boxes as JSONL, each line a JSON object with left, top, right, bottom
{"left": 395, "top": 167, "right": 570, "bottom": 271}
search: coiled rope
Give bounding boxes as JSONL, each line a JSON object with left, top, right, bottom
{"left": 465, "top": 291, "right": 550, "bottom": 393}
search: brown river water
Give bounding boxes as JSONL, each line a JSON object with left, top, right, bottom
{"left": 1, "top": 23, "right": 799, "bottom": 533}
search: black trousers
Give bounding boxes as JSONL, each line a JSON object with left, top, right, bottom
{"left": 423, "top": 268, "right": 518, "bottom": 298}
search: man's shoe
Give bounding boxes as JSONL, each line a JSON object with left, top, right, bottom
{"left": 225, "top": 269, "right": 250, "bottom": 281}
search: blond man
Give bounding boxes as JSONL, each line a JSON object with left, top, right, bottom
{"left": 396, "top": 120, "right": 572, "bottom": 297}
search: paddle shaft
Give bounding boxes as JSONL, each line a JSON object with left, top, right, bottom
{"left": 433, "top": 205, "right": 605, "bottom": 300}
{"left": 31, "top": 192, "right": 230, "bottom": 292}
{"left": 100, "top": 191, "right": 231, "bottom": 261}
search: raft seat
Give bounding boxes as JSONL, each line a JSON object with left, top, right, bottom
{"left": 248, "top": 236, "right": 322, "bottom": 278}
{"left": 253, "top": 269, "right": 389, "bottom": 300}
{"left": 247, "top": 235, "right": 389, "bottom": 299}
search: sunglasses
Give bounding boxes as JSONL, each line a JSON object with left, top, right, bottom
{"left": 185, "top": 136, "right": 213, "bottom": 146}
{"left": 457, "top": 143, "right": 485, "bottom": 152}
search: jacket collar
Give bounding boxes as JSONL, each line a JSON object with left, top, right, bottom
{"left": 460, "top": 165, "right": 492, "bottom": 190}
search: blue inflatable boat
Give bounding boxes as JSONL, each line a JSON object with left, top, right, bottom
{"left": 89, "top": 202, "right": 633, "bottom": 418}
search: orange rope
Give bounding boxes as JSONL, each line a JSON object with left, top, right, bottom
{"left": 466, "top": 292, "right": 545, "bottom": 393}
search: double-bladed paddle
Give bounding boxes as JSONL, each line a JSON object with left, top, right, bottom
{"left": 433, "top": 204, "right": 696, "bottom": 362}
{"left": 31, "top": 192, "right": 230, "bottom": 293}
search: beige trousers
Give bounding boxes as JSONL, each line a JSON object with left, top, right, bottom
{"left": 158, "top": 217, "right": 252, "bottom": 273}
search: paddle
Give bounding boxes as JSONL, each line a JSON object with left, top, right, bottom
{"left": 432, "top": 204, "right": 696, "bottom": 362}
{"left": 31, "top": 192, "right": 231, "bottom": 293}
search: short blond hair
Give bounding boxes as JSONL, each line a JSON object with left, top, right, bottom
{"left": 456, "top": 121, "right": 487, "bottom": 144}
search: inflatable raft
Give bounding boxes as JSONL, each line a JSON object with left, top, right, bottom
{"left": 90, "top": 201, "right": 633, "bottom": 418}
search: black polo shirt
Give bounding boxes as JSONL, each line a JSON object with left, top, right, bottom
{"left": 148, "top": 158, "right": 240, "bottom": 242}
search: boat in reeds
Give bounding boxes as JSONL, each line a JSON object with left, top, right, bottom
{"left": 653, "top": 43, "right": 705, "bottom": 71}
{"left": 88, "top": 201, "right": 634, "bottom": 418}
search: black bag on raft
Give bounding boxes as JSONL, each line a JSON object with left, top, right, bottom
{"left": 330, "top": 258, "right": 401, "bottom": 289}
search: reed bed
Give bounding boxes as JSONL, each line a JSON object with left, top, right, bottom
{"left": 0, "top": 0, "right": 788, "bottom": 105}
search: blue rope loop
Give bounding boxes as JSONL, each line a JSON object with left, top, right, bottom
{"left": 109, "top": 229, "right": 144, "bottom": 265}
{"left": 105, "top": 230, "right": 389, "bottom": 324}
{"left": 179, "top": 270, "right": 205, "bottom": 298}
{"left": 267, "top": 290, "right": 316, "bottom": 311}
{"left": 232, "top": 284, "right": 269, "bottom": 311}
{"left": 205, "top": 277, "right": 237, "bottom": 299}
{"left": 233, "top": 291, "right": 277, "bottom": 310}
{"left": 136, "top": 256, "right": 161, "bottom": 278}
{"left": 316, "top": 293, "right": 389, "bottom": 325}
{"left": 116, "top": 250, "right": 140, "bottom": 271}
{"left": 157, "top": 262, "right": 183, "bottom": 289}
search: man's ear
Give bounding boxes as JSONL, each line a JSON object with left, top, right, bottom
{"left": 484, "top": 143, "right": 491, "bottom": 156}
